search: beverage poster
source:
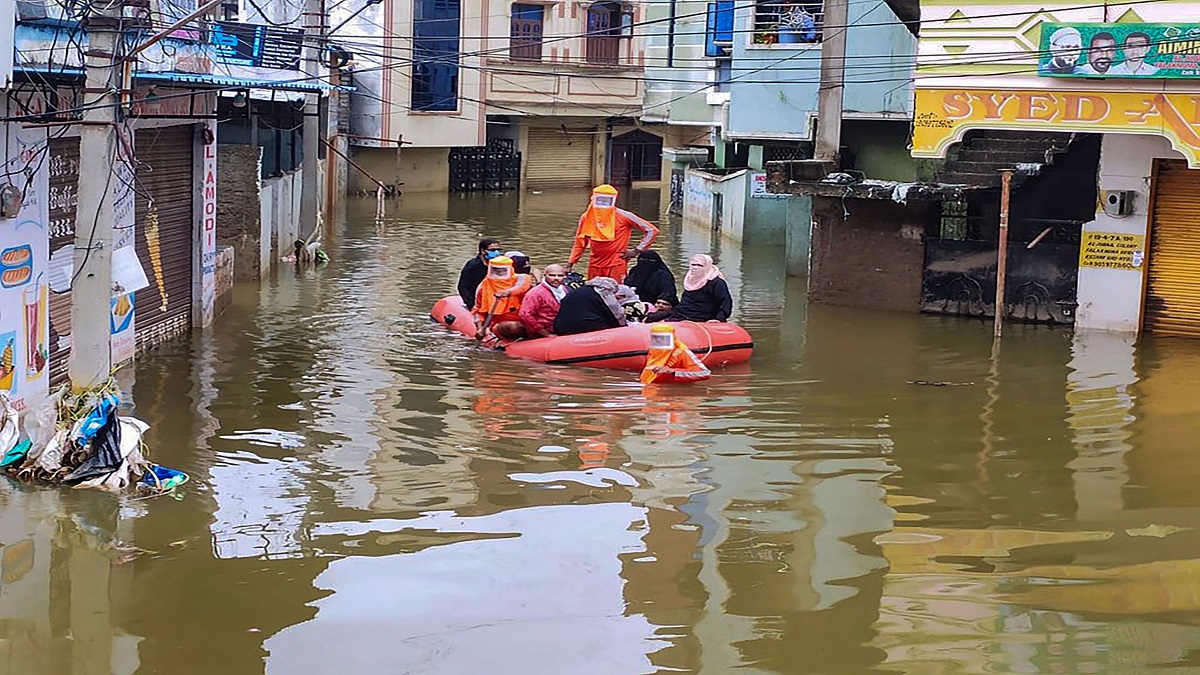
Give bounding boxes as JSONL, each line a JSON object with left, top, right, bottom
{"left": 0, "top": 119, "right": 50, "bottom": 411}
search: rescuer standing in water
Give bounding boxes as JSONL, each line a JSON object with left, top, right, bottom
{"left": 567, "top": 185, "right": 659, "bottom": 281}
{"left": 640, "top": 323, "right": 711, "bottom": 385}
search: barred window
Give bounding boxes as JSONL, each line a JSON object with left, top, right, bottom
{"left": 753, "top": 1, "right": 823, "bottom": 45}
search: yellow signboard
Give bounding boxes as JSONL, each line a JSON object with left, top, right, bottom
{"left": 1079, "top": 231, "right": 1145, "bottom": 270}
{"left": 913, "top": 89, "right": 1200, "bottom": 167}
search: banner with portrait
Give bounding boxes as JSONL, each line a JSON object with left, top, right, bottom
{"left": 1039, "top": 23, "right": 1200, "bottom": 78}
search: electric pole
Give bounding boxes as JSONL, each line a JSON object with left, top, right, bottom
{"left": 299, "top": 0, "right": 324, "bottom": 237}
{"left": 815, "top": 0, "right": 848, "bottom": 163}
{"left": 70, "top": 0, "right": 123, "bottom": 390}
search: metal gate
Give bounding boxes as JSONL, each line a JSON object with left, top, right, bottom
{"left": 524, "top": 127, "right": 595, "bottom": 190}
{"left": 134, "top": 125, "right": 194, "bottom": 349}
{"left": 448, "top": 138, "right": 520, "bottom": 193}
{"left": 1145, "top": 159, "right": 1200, "bottom": 336}
{"left": 47, "top": 137, "right": 79, "bottom": 385}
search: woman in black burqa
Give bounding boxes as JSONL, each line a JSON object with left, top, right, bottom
{"left": 553, "top": 277, "right": 628, "bottom": 336}
{"left": 623, "top": 250, "right": 678, "bottom": 307}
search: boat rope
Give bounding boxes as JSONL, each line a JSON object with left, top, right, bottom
{"left": 681, "top": 321, "right": 715, "bottom": 359}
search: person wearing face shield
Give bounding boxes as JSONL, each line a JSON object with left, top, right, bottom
{"left": 473, "top": 255, "right": 532, "bottom": 337}
{"left": 567, "top": 185, "right": 659, "bottom": 281}
{"left": 640, "top": 324, "right": 711, "bottom": 384}
{"left": 459, "top": 238, "right": 504, "bottom": 306}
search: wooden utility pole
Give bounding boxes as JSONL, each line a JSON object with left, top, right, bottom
{"left": 994, "top": 169, "right": 1014, "bottom": 338}
{"left": 815, "top": 0, "right": 848, "bottom": 162}
{"left": 70, "top": 0, "right": 123, "bottom": 390}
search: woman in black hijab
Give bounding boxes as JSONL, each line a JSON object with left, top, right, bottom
{"left": 623, "top": 250, "right": 678, "bottom": 306}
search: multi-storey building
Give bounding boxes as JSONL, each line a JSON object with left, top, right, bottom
{"left": 345, "top": 1, "right": 676, "bottom": 194}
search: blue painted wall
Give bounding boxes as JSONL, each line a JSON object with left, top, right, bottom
{"left": 726, "top": 0, "right": 915, "bottom": 140}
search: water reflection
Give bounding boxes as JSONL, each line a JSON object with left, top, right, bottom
{"left": 4, "top": 191, "right": 1200, "bottom": 673}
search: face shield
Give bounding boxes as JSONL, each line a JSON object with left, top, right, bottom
{"left": 488, "top": 264, "right": 513, "bottom": 280}
{"left": 591, "top": 193, "right": 617, "bottom": 210}
{"left": 649, "top": 330, "right": 675, "bottom": 350}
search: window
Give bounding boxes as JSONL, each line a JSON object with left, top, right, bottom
{"left": 753, "top": 1, "right": 823, "bottom": 45}
{"left": 412, "top": 0, "right": 460, "bottom": 111}
{"left": 586, "top": 1, "right": 627, "bottom": 65}
{"left": 510, "top": 4, "right": 545, "bottom": 60}
{"left": 705, "top": 1, "right": 735, "bottom": 57}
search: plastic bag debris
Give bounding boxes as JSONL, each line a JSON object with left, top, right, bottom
{"left": 2, "top": 386, "right": 168, "bottom": 494}
{"left": 0, "top": 439, "right": 30, "bottom": 468}
{"left": 71, "top": 394, "right": 119, "bottom": 446}
{"left": 64, "top": 409, "right": 122, "bottom": 485}
{"left": 141, "top": 464, "right": 189, "bottom": 491}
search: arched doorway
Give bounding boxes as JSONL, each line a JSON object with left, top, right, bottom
{"left": 609, "top": 129, "right": 663, "bottom": 185}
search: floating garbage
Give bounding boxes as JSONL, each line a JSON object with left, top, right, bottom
{"left": 0, "top": 384, "right": 187, "bottom": 495}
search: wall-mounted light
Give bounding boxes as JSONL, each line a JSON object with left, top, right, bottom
{"left": 232, "top": 91, "right": 247, "bottom": 108}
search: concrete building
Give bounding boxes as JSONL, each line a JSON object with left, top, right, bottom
{"left": 338, "top": 0, "right": 489, "bottom": 194}
{"left": 681, "top": 0, "right": 917, "bottom": 270}
{"left": 910, "top": 1, "right": 1200, "bottom": 338}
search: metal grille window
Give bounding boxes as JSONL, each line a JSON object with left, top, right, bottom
{"left": 940, "top": 200, "right": 969, "bottom": 241}
{"left": 412, "top": 0, "right": 461, "bottom": 111}
{"left": 753, "top": 1, "right": 823, "bottom": 45}
{"left": 510, "top": 3, "right": 544, "bottom": 61}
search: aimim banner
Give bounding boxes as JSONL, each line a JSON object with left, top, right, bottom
{"left": 1039, "top": 23, "right": 1200, "bottom": 78}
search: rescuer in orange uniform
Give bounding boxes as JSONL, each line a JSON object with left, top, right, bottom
{"left": 640, "top": 323, "right": 711, "bottom": 385}
{"left": 473, "top": 255, "right": 532, "bottom": 338}
{"left": 567, "top": 185, "right": 659, "bottom": 281}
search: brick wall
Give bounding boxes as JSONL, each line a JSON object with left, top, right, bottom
{"left": 216, "top": 145, "right": 264, "bottom": 281}
{"left": 809, "top": 197, "right": 936, "bottom": 312}
{"left": 214, "top": 245, "right": 234, "bottom": 316}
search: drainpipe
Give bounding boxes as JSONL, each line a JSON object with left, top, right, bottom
{"left": 815, "top": 0, "right": 848, "bottom": 163}
{"left": 667, "top": 0, "right": 677, "bottom": 68}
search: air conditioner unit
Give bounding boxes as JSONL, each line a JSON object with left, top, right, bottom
{"left": 1102, "top": 189, "right": 1135, "bottom": 217}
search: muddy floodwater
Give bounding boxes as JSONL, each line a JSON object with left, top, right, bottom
{"left": 6, "top": 190, "right": 1200, "bottom": 674}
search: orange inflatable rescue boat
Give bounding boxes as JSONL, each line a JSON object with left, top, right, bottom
{"left": 430, "top": 295, "right": 753, "bottom": 371}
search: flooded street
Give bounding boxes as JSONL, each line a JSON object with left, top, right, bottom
{"left": 7, "top": 190, "right": 1200, "bottom": 674}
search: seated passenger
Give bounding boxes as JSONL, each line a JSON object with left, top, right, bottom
{"left": 473, "top": 255, "right": 532, "bottom": 338}
{"left": 552, "top": 277, "right": 627, "bottom": 336}
{"left": 506, "top": 250, "right": 541, "bottom": 284}
{"left": 519, "top": 264, "right": 568, "bottom": 339}
{"left": 666, "top": 254, "right": 732, "bottom": 323}
{"left": 624, "top": 250, "right": 678, "bottom": 306}
{"left": 459, "top": 237, "right": 503, "bottom": 307}
{"left": 616, "top": 284, "right": 651, "bottom": 323}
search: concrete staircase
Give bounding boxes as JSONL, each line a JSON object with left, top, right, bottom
{"left": 935, "top": 130, "right": 1076, "bottom": 188}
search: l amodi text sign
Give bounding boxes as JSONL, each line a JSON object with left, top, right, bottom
{"left": 1079, "top": 232, "right": 1145, "bottom": 270}
{"left": 912, "top": 88, "right": 1200, "bottom": 167}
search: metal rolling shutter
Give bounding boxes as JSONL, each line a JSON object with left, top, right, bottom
{"left": 47, "top": 138, "right": 79, "bottom": 386}
{"left": 134, "top": 126, "right": 194, "bottom": 349}
{"left": 1145, "top": 160, "right": 1200, "bottom": 337}
{"left": 524, "top": 127, "right": 595, "bottom": 190}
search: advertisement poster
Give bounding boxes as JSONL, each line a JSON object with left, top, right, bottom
{"left": 0, "top": 121, "right": 50, "bottom": 411}
{"left": 111, "top": 127, "right": 137, "bottom": 367}
{"left": 750, "top": 172, "right": 787, "bottom": 200}
{"left": 1040, "top": 23, "right": 1200, "bottom": 78}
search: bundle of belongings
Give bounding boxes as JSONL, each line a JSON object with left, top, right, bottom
{"left": 0, "top": 385, "right": 187, "bottom": 494}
